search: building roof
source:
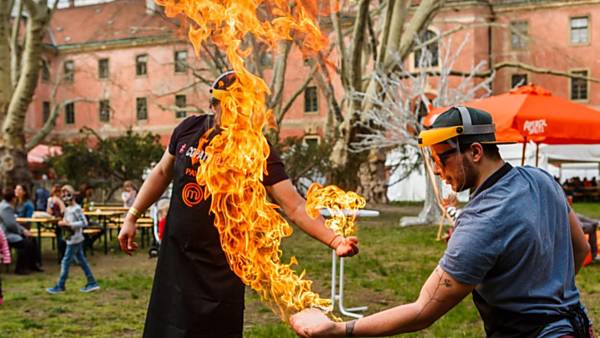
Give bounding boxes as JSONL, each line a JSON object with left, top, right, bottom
{"left": 48, "top": 0, "right": 181, "bottom": 48}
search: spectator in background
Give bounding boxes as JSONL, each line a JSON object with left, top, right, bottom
{"left": 34, "top": 183, "right": 50, "bottom": 212}
{"left": 583, "top": 177, "right": 591, "bottom": 188}
{"left": 15, "top": 185, "right": 34, "bottom": 219}
{"left": 0, "top": 188, "right": 41, "bottom": 274}
{"left": 47, "top": 184, "right": 66, "bottom": 259}
{"left": 121, "top": 181, "right": 137, "bottom": 208}
{"left": 76, "top": 184, "right": 95, "bottom": 210}
{"left": 591, "top": 177, "right": 597, "bottom": 187}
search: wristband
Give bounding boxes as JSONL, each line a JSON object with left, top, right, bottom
{"left": 328, "top": 235, "right": 341, "bottom": 250}
{"left": 345, "top": 319, "right": 357, "bottom": 337}
{"left": 128, "top": 207, "right": 141, "bottom": 218}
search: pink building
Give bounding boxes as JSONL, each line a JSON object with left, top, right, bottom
{"left": 25, "top": 0, "right": 600, "bottom": 148}
{"left": 26, "top": 0, "right": 329, "bottom": 146}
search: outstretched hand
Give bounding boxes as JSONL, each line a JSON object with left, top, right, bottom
{"left": 334, "top": 236, "right": 359, "bottom": 257}
{"left": 290, "top": 308, "right": 342, "bottom": 338}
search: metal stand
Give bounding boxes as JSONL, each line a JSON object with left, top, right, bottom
{"left": 320, "top": 208, "right": 379, "bottom": 318}
{"left": 331, "top": 250, "right": 368, "bottom": 318}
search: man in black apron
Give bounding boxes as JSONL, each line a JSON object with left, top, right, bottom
{"left": 290, "top": 107, "right": 595, "bottom": 338}
{"left": 118, "top": 71, "right": 359, "bottom": 338}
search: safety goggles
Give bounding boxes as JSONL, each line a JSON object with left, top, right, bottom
{"left": 430, "top": 146, "right": 458, "bottom": 168}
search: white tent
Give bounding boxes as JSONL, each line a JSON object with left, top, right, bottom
{"left": 386, "top": 144, "right": 600, "bottom": 201}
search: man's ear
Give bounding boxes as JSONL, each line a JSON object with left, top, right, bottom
{"left": 470, "top": 143, "right": 484, "bottom": 163}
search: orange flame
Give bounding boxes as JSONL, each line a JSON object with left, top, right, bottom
{"left": 305, "top": 183, "right": 366, "bottom": 237}
{"left": 157, "top": 0, "right": 337, "bottom": 319}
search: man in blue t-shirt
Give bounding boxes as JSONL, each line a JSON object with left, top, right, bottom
{"left": 290, "top": 107, "right": 594, "bottom": 338}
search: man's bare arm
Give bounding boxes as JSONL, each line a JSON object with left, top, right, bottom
{"left": 568, "top": 209, "right": 591, "bottom": 274}
{"left": 291, "top": 265, "right": 474, "bottom": 337}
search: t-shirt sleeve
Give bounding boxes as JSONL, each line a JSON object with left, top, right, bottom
{"left": 439, "top": 213, "right": 500, "bottom": 285}
{"left": 168, "top": 123, "right": 183, "bottom": 155}
{"left": 263, "top": 144, "right": 289, "bottom": 186}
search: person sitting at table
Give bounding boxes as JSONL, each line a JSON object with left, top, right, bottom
{"left": 0, "top": 188, "right": 41, "bottom": 274}
{"left": 15, "top": 184, "right": 34, "bottom": 219}
{"left": 591, "top": 177, "right": 598, "bottom": 187}
{"left": 47, "top": 185, "right": 100, "bottom": 294}
{"left": 121, "top": 181, "right": 137, "bottom": 208}
{"left": 76, "top": 184, "right": 95, "bottom": 211}
{"left": 47, "top": 184, "right": 66, "bottom": 259}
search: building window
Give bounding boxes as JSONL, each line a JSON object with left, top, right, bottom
{"left": 42, "top": 101, "right": 50, "bottom": 123}
{"left": 136, "top": 54, "right": 148, "bottom": 76}
{"left": 136, "top": 97, "right": 148, "bottom": 120}
{"left": 41, "top": 59, "right": 50, "bottom": 82}
{"left": 99, "top": 99, "right": 110, "bottom": 122}
{"left": 304, "top": 135, "right": 320, "bottom": 147}
{"left": 175, "top": 95, "right": 186, "bottom": 118}
{"left": 511, "top": 74, "right": 528, "bottom": 88}
{"left": 65, "top": 102, "right": 75, "bottom": 124}
{"left": 63, "top": 60, "right": 74, "bottom": 82}
{"left": 570, "top": 16, "right": 589, "bottom": 44}
{"left": 98, "top": 58, "right": 109, "bottom": 79}
{"left": 304, "top": 86, "right": 318, "bottom": 113}
{"left": 570, "top": 70, "right": 588, "bottom": 100}
{"left": 174, "top": 51, "right": 188, "bottom": 73}
{"left": 414, "top": 30, "right": 439, "bottom": 67}
{"left": 510, "top": 21, "right": 528, "bottom": 50}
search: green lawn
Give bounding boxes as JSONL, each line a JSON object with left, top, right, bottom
{"left": 0, "top": 204, "right": 598, "bottom": 337}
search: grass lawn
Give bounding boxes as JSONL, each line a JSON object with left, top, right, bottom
{"left": 0, "top": 204, "right": 598, "bottom": 337}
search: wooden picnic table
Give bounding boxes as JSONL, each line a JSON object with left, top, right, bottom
{"left": 95, "top": 206, "right": 130, "bottom": 213}
{"left": 16, "top": 217, "right": 60, "bottom": 265}
{"left": 84, "top": 210, "right": 123, "bottom": 254}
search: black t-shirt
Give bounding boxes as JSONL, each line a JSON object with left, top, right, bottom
{"left": 143, "top": 115, "right": 288, "bottom": 338}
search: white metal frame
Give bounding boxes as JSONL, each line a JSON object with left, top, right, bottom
{"left": 322, "top": 209, "right": 380, "bottom": 318}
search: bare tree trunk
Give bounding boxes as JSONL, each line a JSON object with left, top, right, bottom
{"left": 0, "top": 148, "right": 30, "bottom": 189}
{"left": 0, "top": 0, "right": 51, "bottom": 187}
{"left": 348, "top": 0, "right": 445, "bottom": 203}
{"left": 356, "top": 148, "right": 388, "bottom": 203}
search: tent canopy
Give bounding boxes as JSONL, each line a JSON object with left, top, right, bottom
{"left": 426, "top": 84, "right": 600, "bottom": 145}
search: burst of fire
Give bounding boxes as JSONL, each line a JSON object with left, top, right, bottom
{"left": 305, "top": 183, "right": 366, "bottom": 237}
{"left": 157, "top": 0, "right": 340, "bottom": 319}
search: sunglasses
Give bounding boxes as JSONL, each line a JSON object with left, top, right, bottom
{"left": 431, "top": 147, "right": 458, "bottom": 167}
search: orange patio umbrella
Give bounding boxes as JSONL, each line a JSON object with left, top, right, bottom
{"left": 423, "top": 84, "right": 600, "bottom": 164}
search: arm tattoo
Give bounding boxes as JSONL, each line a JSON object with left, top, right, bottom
{"left": 415, "top": 267, "right": 452, "bottom": 320}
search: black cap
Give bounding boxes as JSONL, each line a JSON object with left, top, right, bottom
{"left": 209, "top": 70, "right": 237, "bottom": 107}
{"left": 432, "top": 106, "right": 497, "bottom": 144}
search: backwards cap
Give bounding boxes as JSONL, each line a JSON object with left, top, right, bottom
{"left": 209, "top": 70, "right": 237, "bottom": 107}
{"left": 418, "top": 106, "right": 496, "bottom": 146}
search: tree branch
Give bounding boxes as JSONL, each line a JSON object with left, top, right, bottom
{"left": 10, "top": 0, "right": 24, "bottom": 87}
{"left": 330, "top": 0, "right": 349, "bottom": 90}
{"left": 392, "top": 0, "right": 445, "bottom": 72}
{"left": 349, "top": 0, "right": 370, "bottom": 96}
{"left": 0, "top": 0, "right": 13, "bottom": 123}
{"left": 268, "top": 40, "right": 292, "bottom": 109}
{"left": 395, "top": 61, "right": 600, "bottom": 83}
{"left": 276, "top": 64, "right": 318, "bottom": 125}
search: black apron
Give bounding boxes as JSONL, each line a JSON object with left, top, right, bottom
{"left": 143, "top": 117, "right": 245, "bottom": 338}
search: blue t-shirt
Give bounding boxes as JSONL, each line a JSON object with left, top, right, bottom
{"left": 440, "top": 165, "right": 583, "bottom": 337}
